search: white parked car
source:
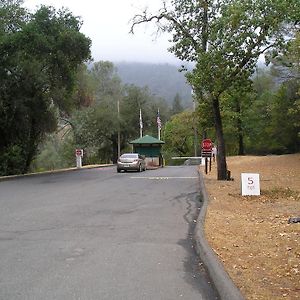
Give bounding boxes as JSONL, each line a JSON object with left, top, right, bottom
{"left": 117, "top": 153, "right": 146, "bottom": 173}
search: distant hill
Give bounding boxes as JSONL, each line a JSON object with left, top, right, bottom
{"left": 115, "top": 62, "right": 193, "bottom": 107}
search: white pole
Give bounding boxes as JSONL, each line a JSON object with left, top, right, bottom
{"left": 193, "top": 98, "right": 197, "bottom": 157}
{"left": 157, "top": 108, "right": 161, "bottom": 140}
{"left": 139, "top": 108, "right": 143, "bottom": 138}
{"left": 192, "top": 89, "right": 197, "bottom": 157}
{"left": 76, "top": 156, "right": 82, "bottom": 168}
{"left": 117, "top": 99, "right": 120, "bottom": 158}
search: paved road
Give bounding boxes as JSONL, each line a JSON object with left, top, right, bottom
{"left": 0, "top": 166, "right": 219, "bottom": 300}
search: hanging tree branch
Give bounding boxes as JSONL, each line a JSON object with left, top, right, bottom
{"left": 130, "top": 5, "right": 200, "bottom": 56}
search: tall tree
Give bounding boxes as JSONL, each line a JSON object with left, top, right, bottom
{"left": 163, "top": 111, "right": 196, "bottom": 158}
{"left": 73, "top": 64, "right": 95, "bottom": 108}
{"left": 69, "top": 60, "right": 171, "bottom": 164}
{"left": 91, "top": 61, "right": 123, "bottom": 104}
{"left": 66, "top": 62, "right": 124, "bottom": 164}
{"left": 131, "top": 0, "right": 299, "bottom": 179}
{"left": 246, "top": 77, "right": 300, "bottom": 154}
{"left": 0, "top": 2, "right": 91, "bottom": 175}
{"left": 171, "top": 93, "right": 184, "bottom": 115}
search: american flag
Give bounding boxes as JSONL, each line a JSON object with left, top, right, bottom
{"left": 157, "top": 109, "right": 161, "bottom": 130}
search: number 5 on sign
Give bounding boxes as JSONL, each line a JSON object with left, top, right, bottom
{"left": 241, "top": 173, "right": 260, "bottom": 196}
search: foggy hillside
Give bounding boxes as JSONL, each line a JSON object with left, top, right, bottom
{"left": 115, "top": 62, "right": 193, "bottom": 107}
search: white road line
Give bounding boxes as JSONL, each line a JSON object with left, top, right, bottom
{"left": 130, "top": 176, "right": 198, "bottom": 180}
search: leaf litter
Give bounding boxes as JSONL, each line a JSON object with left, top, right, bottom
{"left": 201, "top": 154, "right": 300, "bottom": 300}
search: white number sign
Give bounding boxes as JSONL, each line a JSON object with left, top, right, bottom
{"left": 241, "top": 173, "right": 260, "bottom": 196}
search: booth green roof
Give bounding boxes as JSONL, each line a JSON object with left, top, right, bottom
{"left": 130, "top": 135, "right": 165, "bottom": 144}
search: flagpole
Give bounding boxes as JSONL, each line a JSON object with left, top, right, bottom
{"left": 117, "top": 99, "right": 120, "bottom": 158}
{"left": 157, "top": 108, "right": 161, "bottom": 140}
{"left": 139, "top": 108, "right": 143, "bottom": 138}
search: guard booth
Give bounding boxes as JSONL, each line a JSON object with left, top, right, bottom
{"left": 130, "top": 135, "right": 165, "bottom": 168}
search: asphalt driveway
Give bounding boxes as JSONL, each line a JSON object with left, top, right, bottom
{"left": 0, "top": 166, "right": 219, "bottom": 300}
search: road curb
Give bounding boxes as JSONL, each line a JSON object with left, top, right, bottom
{"left": 0, "top": 164, "right": 114, "bottom": 182}
{"left": 195, "top": 170, "right": 245, "bottom": 300}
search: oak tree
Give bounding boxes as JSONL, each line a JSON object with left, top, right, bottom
{"left": 131, "top": 0, "right": 299, "bottom": 179}
{"left": 0, "top": 2, "right": 91, "bottom": 175}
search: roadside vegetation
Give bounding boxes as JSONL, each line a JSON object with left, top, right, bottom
{"left": 0, "top": 0, "right": 299, "bottom": 177}
{"left": 203, "top": 154, "right": 300, "bottom": 300}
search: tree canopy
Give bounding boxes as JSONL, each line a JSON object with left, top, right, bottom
{"left": 68, "top": 61, "right": 170, "bottom": 164}
{"left": 131, "top": 0, "right": 299, "bottom": 179}
{"left": 0, "top": 1, "right": 91, "bottom": 175}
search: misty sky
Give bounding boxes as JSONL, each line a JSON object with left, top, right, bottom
{"left": 23, "top": 0, "right": 182, "bottom": 64}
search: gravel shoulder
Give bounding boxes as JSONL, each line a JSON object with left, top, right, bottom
{"left": 201, "top": 154, "right": 300, "bottom": 300}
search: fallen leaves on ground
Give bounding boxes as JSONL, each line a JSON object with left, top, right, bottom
{"left": 202, "top": 154, "right": 300, "bottom": 300}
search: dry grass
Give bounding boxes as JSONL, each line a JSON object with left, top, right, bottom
{"left": 202, "top": 154, "right": 300, "bottom": 300}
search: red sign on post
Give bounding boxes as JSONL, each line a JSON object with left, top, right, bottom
{"left": 201, "top": 139, "right": 213, "bottom": 174}
{"left": 202, "top": 139, "right": 212, "bottom": 151}
{"left": 201, "top": 139, "right": 212, "bottom": 158}
{"left": 75, "top": 149, "right": 83, "bottom": 157}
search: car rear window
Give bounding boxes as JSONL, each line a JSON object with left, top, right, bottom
{"left": 121, "top": 154, "right": 138, "bottom": 159}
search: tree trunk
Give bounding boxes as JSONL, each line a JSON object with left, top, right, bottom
{"left": 112, "top": 136, "right": 118, "bottom": 164}
{"left": 236, "top": 100, "right": 245, "bottom": 155}
{"left": 212, "top": 97, "right": 228, "bottom": 180}
{"left": 238, "top": 130, "right": 244, "bottom": 155}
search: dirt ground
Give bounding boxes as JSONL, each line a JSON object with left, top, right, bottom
{"left": 201, "top": 154, "right": 300, "bottom": 300}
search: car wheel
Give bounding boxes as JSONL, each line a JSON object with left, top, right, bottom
{"left": 117, "top": 169, "right": 121, "bottom": 173}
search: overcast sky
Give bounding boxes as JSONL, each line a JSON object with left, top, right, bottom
{"left": 23, "top": 0, "right": 181, "bottom": 64}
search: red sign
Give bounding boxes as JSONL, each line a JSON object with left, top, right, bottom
{"left": 75, "top": 149, "right": 83, "bottom": 157}
{"left": 202, "top": 139, "right": 212, "bottom": 151}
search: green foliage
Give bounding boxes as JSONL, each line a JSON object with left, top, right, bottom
{"left": 271, "top": 81, "right": 300, "bottom": 152}
{"left": 267, "top": 26, "right": 300, "bottom": 79}
{"left": 171, "top": 93, "right": 184, "bottom": 115}
{"left": 0, "top": 145, "right": 26, "bottom": 176}
{"left": 245, "top": 77, "right": 300, "bottom": 154}
{"left": 91, "top": 61, "right": 123, "bottom": 104}
{"left": 121, "top": 85, "right": 169, "bottom": 138}
{"left": 72, "top": 64, "right": 95, "bottom": 108}
{"left": 219, "top": 83, "right": 253, "bottom": 155}
{"left": 163, "top": 111, "right": 195, "bottom": 161}
{"left": 71, "top": 104, "right": 119, "bottom": 163}
{"left": 121, "top": 85, "right": 152, "bottom": 140}
{"left": 262, "top": 187, "right": 299, "bottom": 201}
{"left": 0, "top": 0, "right": 27, "bottom": 34}
{"left": 73, "top": 61, "right": 122, "bottom": 163}
{"left": 131, "top": 0, "right": 299, "bottom": 180}
{"left": 65, "top": 61, "right": 170, "bottom": 164}
{"left": 28, "top": 0, "right": 300, "bottom": 172}
{"left": 0, "top": 1, "right": 91, "bottom": 175}
{"left": 30, "top": 134, "right": 75, "bottom": 172}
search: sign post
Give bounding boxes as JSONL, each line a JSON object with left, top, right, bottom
{"left": 201, "top": 139, "right": 212, "bottom": 174}
{"left": 75, "top": 149, "right": 83, "bottom": 168}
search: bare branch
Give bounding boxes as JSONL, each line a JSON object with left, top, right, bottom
{"left": 130, "top": 5, "right": 200, "bottom": 54}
